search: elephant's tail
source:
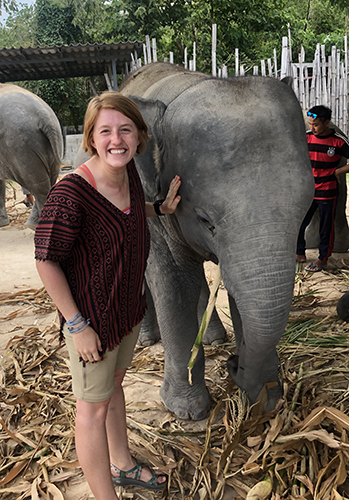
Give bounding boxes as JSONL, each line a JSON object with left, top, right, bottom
{"left": 37, "top": 104, "right": 64, "bottom": 185}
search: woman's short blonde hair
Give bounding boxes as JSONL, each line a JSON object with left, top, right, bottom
{"left": 82, "top": 91, "right": 149, "bottom": 157}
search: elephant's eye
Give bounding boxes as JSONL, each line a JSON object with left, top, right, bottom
{"left": 194, "top": 208, "right": 216, "bottom": 234}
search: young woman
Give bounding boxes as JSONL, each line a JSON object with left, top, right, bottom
{"left": 34, "top": 92, "right": 181, "bottom": 500}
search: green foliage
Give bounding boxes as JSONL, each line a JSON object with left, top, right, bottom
{"left": 25, "top": 0, "right": 88, "bottom": 128}
{"left": 34, "top": 0, "right": 82, "bottom": 45}
{"left": 0, "top": 0, "right": 16, "bottom": 17}
{"left": 0, "top": 4, "right": 35, "bottom": 48}
{"left": 329, "top": 0, "right": 349, "bottom": 9}
{"left": 25, "top": 77, "right": 89, "bottom": 129}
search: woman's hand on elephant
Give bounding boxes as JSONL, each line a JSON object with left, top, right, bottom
{"left": 161, "top": 175, "right": 182, "bottom": 214}
{"left": 72, "top": 326, "right": 102, "bottom": 363}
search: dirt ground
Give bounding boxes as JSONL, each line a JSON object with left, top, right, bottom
{"left": 1, "top": 183, "right": 349, "bottom": 499}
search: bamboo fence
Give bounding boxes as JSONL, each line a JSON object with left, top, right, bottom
{"left": 124, "top": 24, "right": 349, "bottom": 135}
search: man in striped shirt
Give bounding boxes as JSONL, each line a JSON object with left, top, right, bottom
{"left": 296, "top": 105, "right": 349, "bottom": 272}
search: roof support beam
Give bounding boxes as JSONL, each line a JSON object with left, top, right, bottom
{"left": 112, "top": 58, "right": 117, "bottom": 91}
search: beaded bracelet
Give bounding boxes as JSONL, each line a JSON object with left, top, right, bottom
{"left": 68, "top": 318, "right": 91, "bottom": 334}
{"left": 66, "top": 312, "right": 91, "bottom": 334}
{"left": 66, "top": 312, "right": 83, "bottom": 327}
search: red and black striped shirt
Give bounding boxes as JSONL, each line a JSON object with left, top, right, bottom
{"left": 307, "top": 129, "right": 349, "bottom": 199}
{"left": 34, "top": 160, "right": 150, "bottom": 352}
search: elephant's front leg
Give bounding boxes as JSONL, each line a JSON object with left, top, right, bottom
{"left": 138, "top": 282, "right": 161, "bottom": 346}
{"left": 145, "top": 227, "right": 210, "bottom": 420}
{"left": 0, "top": 180, "right": 9, "bottom": 227}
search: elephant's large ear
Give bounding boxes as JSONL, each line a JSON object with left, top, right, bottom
{"left": 128, "top": 96, "right": 167, "bottom": 199}
{"left": 129, "top": 96, "right": 166, "bottom": 148}
{"left": 281, "top": 76, "right": 293, "bottom": 88}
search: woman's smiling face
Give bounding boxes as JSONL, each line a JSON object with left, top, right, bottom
{"left": 91, "top": 108, "right": 141, "bottom": 169}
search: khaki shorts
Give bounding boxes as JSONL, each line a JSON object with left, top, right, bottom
{"left": 64, "top": 323, "right": 141, "bottom": 403}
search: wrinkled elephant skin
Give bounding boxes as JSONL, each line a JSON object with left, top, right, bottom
{"left": 119, "top": 63, "right": 314, "bottom": 420}
{"left": 0, "top": 84, "right": 63, "bottom": 229}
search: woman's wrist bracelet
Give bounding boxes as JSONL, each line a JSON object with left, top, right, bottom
{"left": 68, "top": 318, "right": 91, "bottom": 334}
{"left": 66, "top": 312, "right": 91, "bottom": 334}
{"left": 66, "top": 312, "right": 82, "bottom": 326}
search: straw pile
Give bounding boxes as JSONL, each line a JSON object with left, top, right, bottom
{"left": 1, "top": 268, "right": 349, "bottom": 500}
{"left": 2, "top": 186, "right": 349, "bottom": 498}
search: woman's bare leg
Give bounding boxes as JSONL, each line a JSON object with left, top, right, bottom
{"left": 106, "top": 368, "right": 166, "bottom": 484}
{"left": 75, "top": 398, "right": 119, "bottom": 500}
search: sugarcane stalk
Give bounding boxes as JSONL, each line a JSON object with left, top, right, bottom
{"left": 188, "top": 265, "right": 221, "bottom": 385}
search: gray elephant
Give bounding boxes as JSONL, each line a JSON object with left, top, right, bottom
{"left": 0, "top": 84, "right": 63, "bottom": 229}
{"left": 117, "top": 62, "right": 314, "bottom": 420}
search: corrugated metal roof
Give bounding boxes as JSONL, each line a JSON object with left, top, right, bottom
{"left": 0, "top": 41, "right": 143, "bottom": 82}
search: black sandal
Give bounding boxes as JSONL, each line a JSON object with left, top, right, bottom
{"left": 111, "top": 460, "right": 167, "bottom": 491}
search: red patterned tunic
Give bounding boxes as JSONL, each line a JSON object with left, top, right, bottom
{"left": 34, "top": 160, "right": 150, "bottom": 352}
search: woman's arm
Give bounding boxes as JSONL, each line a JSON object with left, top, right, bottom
{"left": 145, "top": 175, "right": 181, "bottom": 218}
{"left": 36, "top": 260, "right": 102, "bottom": 362}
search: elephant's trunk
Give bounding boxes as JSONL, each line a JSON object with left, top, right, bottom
{"left": 218, "top": 214, "right": 299, "bottom": 407}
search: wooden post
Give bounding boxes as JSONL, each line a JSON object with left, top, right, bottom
{"left": 321, "top": 45, "right": 327, "bottom": 106}
{"left": 328, "top": 55, "right": 332, "bottom": 110}
{"left": 112, "top": 58, "right": 118, "bottom": 90}
{"left": 305, "top": 66, "right": 310, "bottom": 109}
{"left": 287, "top": 22, "right": 292, "bottom": 76}
{"left": 274, "top": 48, "right": 278, "bottom": 78}
{"left": 152, "top": 38, "right": 157, "bottom": 62}
{"left": 235, "top": 48, "right": 239, "bottom": 76}
{"left": 267, "top": 58, "right": 273, "bottom": 77}
{"left": 170, "top": 52, "right": 174, "bottom": 64}
{"left": 281, "top": 36, "right": 289, "bottom": 79}
{"left": 336, "top": 48, "right": 341, "bottom": 126}
{"left": 184, "top": 47, "right": 188, "bottom": 69}
{"left": 143, "top": 44, "right": 147, "bottom": 65}
{"left": 292, "top": 64, "right": 298, "bottom": 100}
{"left": 253, "top": 66, "right": 258, "bottom": 75}
{"left": 89, "top": 77, "right": 98, "bottom": 97}
{"left": 331, "top": 46, "right": 336, "bottom": 121}
{"left": 130, "top": 53, "right": 136, "bottom": 74}
{"left": 212, "top": 24, "right": 217, "bottom": 77}
{"left": 315, "top": 44, "right": 321, "bottom": 106}
{"left": 261, "top": 59, "right": 266, "bottom": 76}
{"left": 299, "top": 49, "right": 305, "bottom": 109}
{"left": 104, "top": 72, "right": 112, "bottom": 91}
{"left": 339, "top": 61, "right": 344, "bottom": 131}
{"left": 146, "top": 35, "right": 152, "bottom": 63}
{"left": 193, "top": 41, "right": 196, "bottom": 72}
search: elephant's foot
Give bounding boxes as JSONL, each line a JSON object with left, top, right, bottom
{"left": 0, "top": 216, "right": 9, "bottom": 227}
{"left": 227, "top": 354, "right": 282, "bottom": 411}
{"left": 203, "top": 323, "right": 227, "bottom": 345}
{"left": 25, "top": 204, "right": 40, "bottom": 230}
{"left": 25, "top": 220, "right": 36, "bottom": 231}
{"left": 160, "top": 378, "right": 211, "bottom": 420}
{"left": 138, "top": 323, "right": 161, "bottom": 346}
{"left": 25, "top": 215, "right": 38, "bottom": 230}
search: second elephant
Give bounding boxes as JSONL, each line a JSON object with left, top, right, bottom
{"left": 0, "top": 84, "right": 63, "bottom": 229}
